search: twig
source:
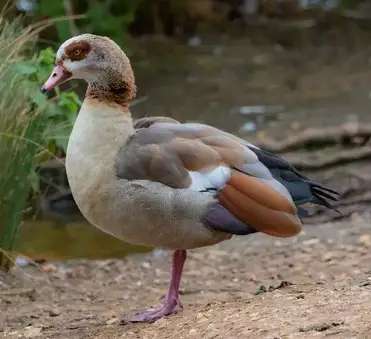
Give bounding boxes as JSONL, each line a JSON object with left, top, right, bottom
{"left": 63, "top": 0, "right": 79, "bottom": 36}
{"left": 0, "top": 288, "right": 35, "bottom": 297}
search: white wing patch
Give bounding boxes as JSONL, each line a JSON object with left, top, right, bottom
{"left": 188, "top": 166, "right": 231, "bottom": 194}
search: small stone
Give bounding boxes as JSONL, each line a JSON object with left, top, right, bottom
{"left": 196, "top": 312, "right": 208, "bottom": 323}
{"left": 23, "top": 326, "right": 42, "bottom": 338}
{"left": 106, "top": 318, "right": 118, "bottom": 325}
{"left": 302, "top": 238, "right": 319, "bottom": 246}
{"left": 359, "top": 234, "right": 371, "bottom": 247}
{"left": 189, "top": 328, "right": 198, "bottom": 336}
{"left": 141, "top": 262, "right": 151, "bottom": 269}
{"left": 276, "top": 281, "right": 293, "bottom": 289}
{"left": 154, "top": 317, "right": 167, "bottom": 328}
{"left": 255, "top": 285, "right": 268, "bottom": 295}
{"left": 39, "top": 263, "right": 56, "bottom": 273}
{"left": 49, "top": 308, "right": 61, "bottom": 317}
{"left": 196, "top": 312, "right": 204, "bottom": 320}
{"left": 299, "top": 323, "right": 331, "bottom": 332}
{"left": 322, "top": 253, "right": 333, "bottom": 262}
{"left": 296, "top": 294, "right": 305, "bottom": 299}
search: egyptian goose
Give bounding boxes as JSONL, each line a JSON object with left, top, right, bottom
{"left": 41, "top": 34, "right": 338, "bottom": 323}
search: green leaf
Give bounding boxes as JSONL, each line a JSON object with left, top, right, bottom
{"left": 12, "top": 62, "right": 37, "bottom": 76}
{"left": 32, "top": 92, "right": 48, "bottom": 107}
{"left": 43, "top": 102, "right": 64, "bottom": 117}
{"left": 38, "top": 47, "right": 56, "bottom": 63}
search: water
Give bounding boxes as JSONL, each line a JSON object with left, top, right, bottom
{"left": 14, "top": 219, "right": 150, "bottom": 261}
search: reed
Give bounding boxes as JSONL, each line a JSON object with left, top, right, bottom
{"left": 0, "top": 16, "right": 49, "bottom": 271}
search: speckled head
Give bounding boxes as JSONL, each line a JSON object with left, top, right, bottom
{"left": 41, "top": 34, "right": 136, "bottom": 105}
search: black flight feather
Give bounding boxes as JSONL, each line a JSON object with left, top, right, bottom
{"left": 247, "top": 146, "right": 340, "bottom": 213}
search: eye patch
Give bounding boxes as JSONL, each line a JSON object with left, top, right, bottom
{"left": 64, "top": 40, "right": 92, "bottom": 61}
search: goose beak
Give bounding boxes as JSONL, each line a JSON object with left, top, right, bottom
{"left": 41, "top": 64, "right": 72, "bottom": 93}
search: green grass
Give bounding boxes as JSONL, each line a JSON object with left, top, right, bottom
{"left": 0, "top": 16, "right": 50, "bottom": 271}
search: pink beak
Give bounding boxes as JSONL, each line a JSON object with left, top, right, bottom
{"left": 41, "top": 64, "right": 72, "bottom": 93}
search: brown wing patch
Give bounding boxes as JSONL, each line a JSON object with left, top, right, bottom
{"left": 166, "top": 137, "right": 224, "bottom": 171}
{"left": 117, "top": 124, "right": 268, "bottom": 189}
{"left": 65, "top": 41, "right": 92, "bottom": 61}
{"left": 218, "top": 170, "right": 301, "bottom": 237}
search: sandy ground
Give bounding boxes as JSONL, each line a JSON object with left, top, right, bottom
{"left": 1, "top": 213, "right": 371, "bottom": 339}
{"left": 3, "top": 34, "right": 371, "bottom": 339}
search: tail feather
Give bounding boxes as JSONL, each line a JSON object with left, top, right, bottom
{"left": 311, "top": 187, "right": 338, "bottom": 202}
{"left": 308, "top": 181, "right": 341, "bottom": 215}
{"left": 244, "top": 144, "right": 341, "bottom": 217}
{"left": 307, "top": 180, "right": 340, "bottom": 196}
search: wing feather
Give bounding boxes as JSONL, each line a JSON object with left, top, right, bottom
{"left": 116, "top": 121, "right": 313, "bottom": 237}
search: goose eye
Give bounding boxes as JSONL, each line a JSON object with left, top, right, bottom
{"left": 73, "top": 49, "right": 81, "bottom": 56}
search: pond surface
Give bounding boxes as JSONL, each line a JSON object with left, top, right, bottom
{"left": 14, "top": 219, "right": 150, "bottom": 260}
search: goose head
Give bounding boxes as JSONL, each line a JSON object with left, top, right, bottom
{"left": 41, "top": 34, "right": 136, "bottom": 105}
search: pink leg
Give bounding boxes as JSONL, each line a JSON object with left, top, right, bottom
{"left": 124, "top": 249, "right": 187, "bottom": 323}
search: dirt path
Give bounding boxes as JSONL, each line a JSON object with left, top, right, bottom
{"left": 1, "top": 212, "right": 371, "bottom": 339}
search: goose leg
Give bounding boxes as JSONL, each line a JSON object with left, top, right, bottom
{"left": 124, "top": 249, "right": 187, "bottom": 323}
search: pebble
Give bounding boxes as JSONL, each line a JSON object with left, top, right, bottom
{"left": 15, "top": 257, "right": 30, "bottom": 267}
{"left": 106, "top": 318, "right": 118, "bottom": 325}
{"left": 154, "top": 317, "right": 167, "bottom": 328}
{"left": 49, "top": 308, "right": 61, "bottom": 317}
{"left": 322, "top": 253, "right": 333, "bottom": 262}
{"left": 141, "top": 262, "right": 151, "bottom": 269}
{"left": 189, "top": 329, "right": 198, "bottom": 336}
{"left": 359, "top": 234, "right": 371, "bottom": 247}
{"left": 39, "top": 263, "right": 56, "bottom": 273}
{"left": 196, "top": 312, "right": 204, "bottom": 320}
{"left": 23, "top": 326, "right": 42, "bottom": 338}
{"left": 196, "top": 312, "right": 208, "bottom": 323}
